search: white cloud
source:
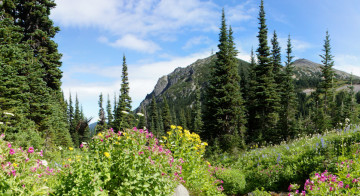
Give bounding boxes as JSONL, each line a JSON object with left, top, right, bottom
{"left": 334, "top": 54, "right": 360, "bottom": 77}
{"left": 103, "top": 34, "right": 161, "bottom": 53}
{"left": 278, "top": 37, "right": 312, "bottom": 52}
{"left": 227, "top": 1, "right": 257, "bottom": 23}
{"left": 182, "top": 36, "right": 212, "bottom": 49}
{"left": 52, "top": 0, "right": 220, "bottom": 37}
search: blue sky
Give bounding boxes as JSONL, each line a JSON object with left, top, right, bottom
{"left": 50, "top": 0, "right": 360, "bottom": 122}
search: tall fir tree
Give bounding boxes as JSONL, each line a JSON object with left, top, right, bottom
{"left": 114, "top": 55, "right": 133, "bottom": 130}
{"left": 203, "top": 9, "right": 246, "bottom": 151}
{"left": 250, "top": 0, "right": 280, "bottom": 143}
{"left": 106, "top": 94, "right": 113, "bottom": 128}
{"left": 179, "top": 108, "right": 187, "bottom": 129}
{"left": 314, "top": 31, "right": 335, "bottom": 132}
{"left": 193, "top": 87, "right": 203, "bottom": 133}
{"left": 149, "top": 95, "right": 160, "bottom": 136}
{"left": 278, "top": 35, "right": 298, "bottom": 141}
{"left": 1, "top": 0, "right": 71, "bottom": 149}
{"left": 162, "top": 96, "right": 172, "bottom": 132}
{"left": 271, "top": 31, "right": 282, "bottom": 85}
{"left": 97, "top": 93, "right": 106, "bottom": 132}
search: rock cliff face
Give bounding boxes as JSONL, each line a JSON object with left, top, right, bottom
{"left": 135, "top": 56, "right": 358, "bottom": 112}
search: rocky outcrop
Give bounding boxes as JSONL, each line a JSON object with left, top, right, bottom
{"left": 172, "top": 184, "right": 189, "bottom": 196}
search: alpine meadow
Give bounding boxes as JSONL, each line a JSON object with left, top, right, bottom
{"left": 2, "top": 0, "right": 360, "bottom": 195}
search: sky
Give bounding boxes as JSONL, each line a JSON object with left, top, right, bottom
{"left": 49, "top": 0, "right": 360, "bottom": 122}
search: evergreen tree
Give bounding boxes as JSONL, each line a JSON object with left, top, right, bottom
{"left": 106, "top": 94, "right": 113, "bottom": 128}
{"left": 114, "top": 55, "right": 132, "bottom": 130}
{"left": 171, "top": 107, "right": 178, "bottom": 126}
{"left": 149, "top": 95, "right": 160, "bottom": 136}
{"left": 203, "top": 10, "right": 246, "bottom": 151}
{"left": 97, "top": 93, "right": 106, "bottom": 132}
{"left": 162, "top": 96, "right": 172, "bottom": 131}
{"left": 193, "top": 87, "right": 203, "bottom": 133}
{"left": 71, "top": 94, "right": 81, "bottom": 146}
{"left": 315, "top": 31, "right": 335, "bottom": 132}
{"left": 67, "top": 93, "right": 74, "bottom": 130}
{"left": 271, "top": 31, "right": 282, "bottom": 85}
{"left": 250, "top": 0, "right": 280, "bottom": 143}
{"left": 2, "top": 0, "right": 63, "bottom": 91}
{"left": 137, "top": 107, "right": 146, "bottom": 130}
{"left": 278, "top": 35, "right": 298, "bottom": 141}
{"left": 179, "top": 108, "right": 187, "bottom": 129}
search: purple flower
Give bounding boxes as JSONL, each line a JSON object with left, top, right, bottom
{"left": 28, "top": 147, "right": 34, "bottom": 154}
{"left": 9, "top": 149, "right": 15, "bottom": 155}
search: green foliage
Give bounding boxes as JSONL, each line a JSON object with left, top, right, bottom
{"left": 249, "top": 0, "right": 280, "bottom": 144}
{"left": 215, "top": 168, "right": 246, "bottom": 195}
{"left": 209, "top": 125, "right": 360, "bottom": 194}
{"left": 56, "top": 128, "right": 180, "bottom": 195}
{"left": 203, "top": 10, "right": 246, "bottom": 151}
{"left": 278, "top": 35, "right": 298, "bottom": 141}
{"left": 114, "top": 55, "right": 133, "bottom": 130}
{"left": 0, "top": 134, "right": 59, "bottom": 195}
{"left": 162, "top": 96, "right": 172, "bottom": 131}
{"left": 161, "top": 126, "right": 225, "bottom": 195}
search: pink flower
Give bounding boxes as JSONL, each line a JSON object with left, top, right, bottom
{"left": 347, "top": 173, "right": 351, "bottom": 178}
{"left": 28, "top": 147, "right": 34, "bottom": 153}
{"left": 40, "top": 150, "right": 43, "bottom": 157}
{"left": 345, "top": 184, "right": 350, "bottom": 189}
{"left": 11, "top": 170, "right": 16, "bottom": 176}
{"left": 80, "top": 143, "right": 83, "bottom": 148}
{"left": 7, "top": 143, "right": 11, "bottom": 148}
{"left": 9, "top": 149, "right": 15, "bottom": 155}
{"left": 138, "top": 151, "right": 144, "bottom": 155}
{"left": 329, "top": 187, "right": 333, "bottom": 191}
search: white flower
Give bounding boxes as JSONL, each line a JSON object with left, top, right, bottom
{"left": 41, "top": 160, "right": 48, "bottom": 166}
{"left": 81, "top": 142, "right": 87, "bottom": 145}
{"left": 58, "top": 146, "right": 63, "bottom": 151}
{"left": 136, "top": 113, "right": 144, "bottom": 117}
{"left": 4, "top": 112, "right": 14, "bottom": 116}
{"left": 0, "top": 122, "right": 3, "bottom": 125}
{"left": 121, "top": 111, "right": 129, "bottom": 115}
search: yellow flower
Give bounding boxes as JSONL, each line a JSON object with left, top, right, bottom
{"left": 69, "top": 147, "right": 74, "bottom": 151}
{"left": 117, "top": 136, "right": 121, "bottom": 140}
{"left": 98, "top": 132, "right": 103, "bottom": 137}
{"left": 115, "top": 142, "right": 119, "bottom": 145}
{"left": 167, "top": 131, "right": 172, "bottom": 135}
{"left": 68, "top": 158, "right": 72, "bottom": 162}
{"left": 104, "top": 152, "right": 110, "bottom": 158}
{"left": 76, "top": 155, "right": 81, "bottom": 161}
{"left": 13, "top": 163, "right": 18, "bottom": 167}
{"left": 206, "top": 161, "right": 211, "bottom": 165}
{"left": 176, "top": 126, "right": 183, "bottom": 130}
{"left": 162, "top": 136, "right": 167, "bottom": 140}
{"left": 170, "top": 125, "right": 176, "bottom": 129}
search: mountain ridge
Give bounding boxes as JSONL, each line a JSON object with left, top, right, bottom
{"left": 136, "top": 56, "right": 359, "bottom": 112}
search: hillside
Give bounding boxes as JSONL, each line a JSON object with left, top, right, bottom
{"left": 136, "top": 56, "right": 358, "bottom": 112}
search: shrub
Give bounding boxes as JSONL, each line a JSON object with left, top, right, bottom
{"left": 55, "top": 128, "right": 181, "bottom": 195}
{"left": 215, "top": 168, "right": 246, "bottom": 195}
{"left": 0, "top": 133, "right": 59, "bottom": 195}
{"left": 161, "top": 125, "right": 225, "bottom": 195}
